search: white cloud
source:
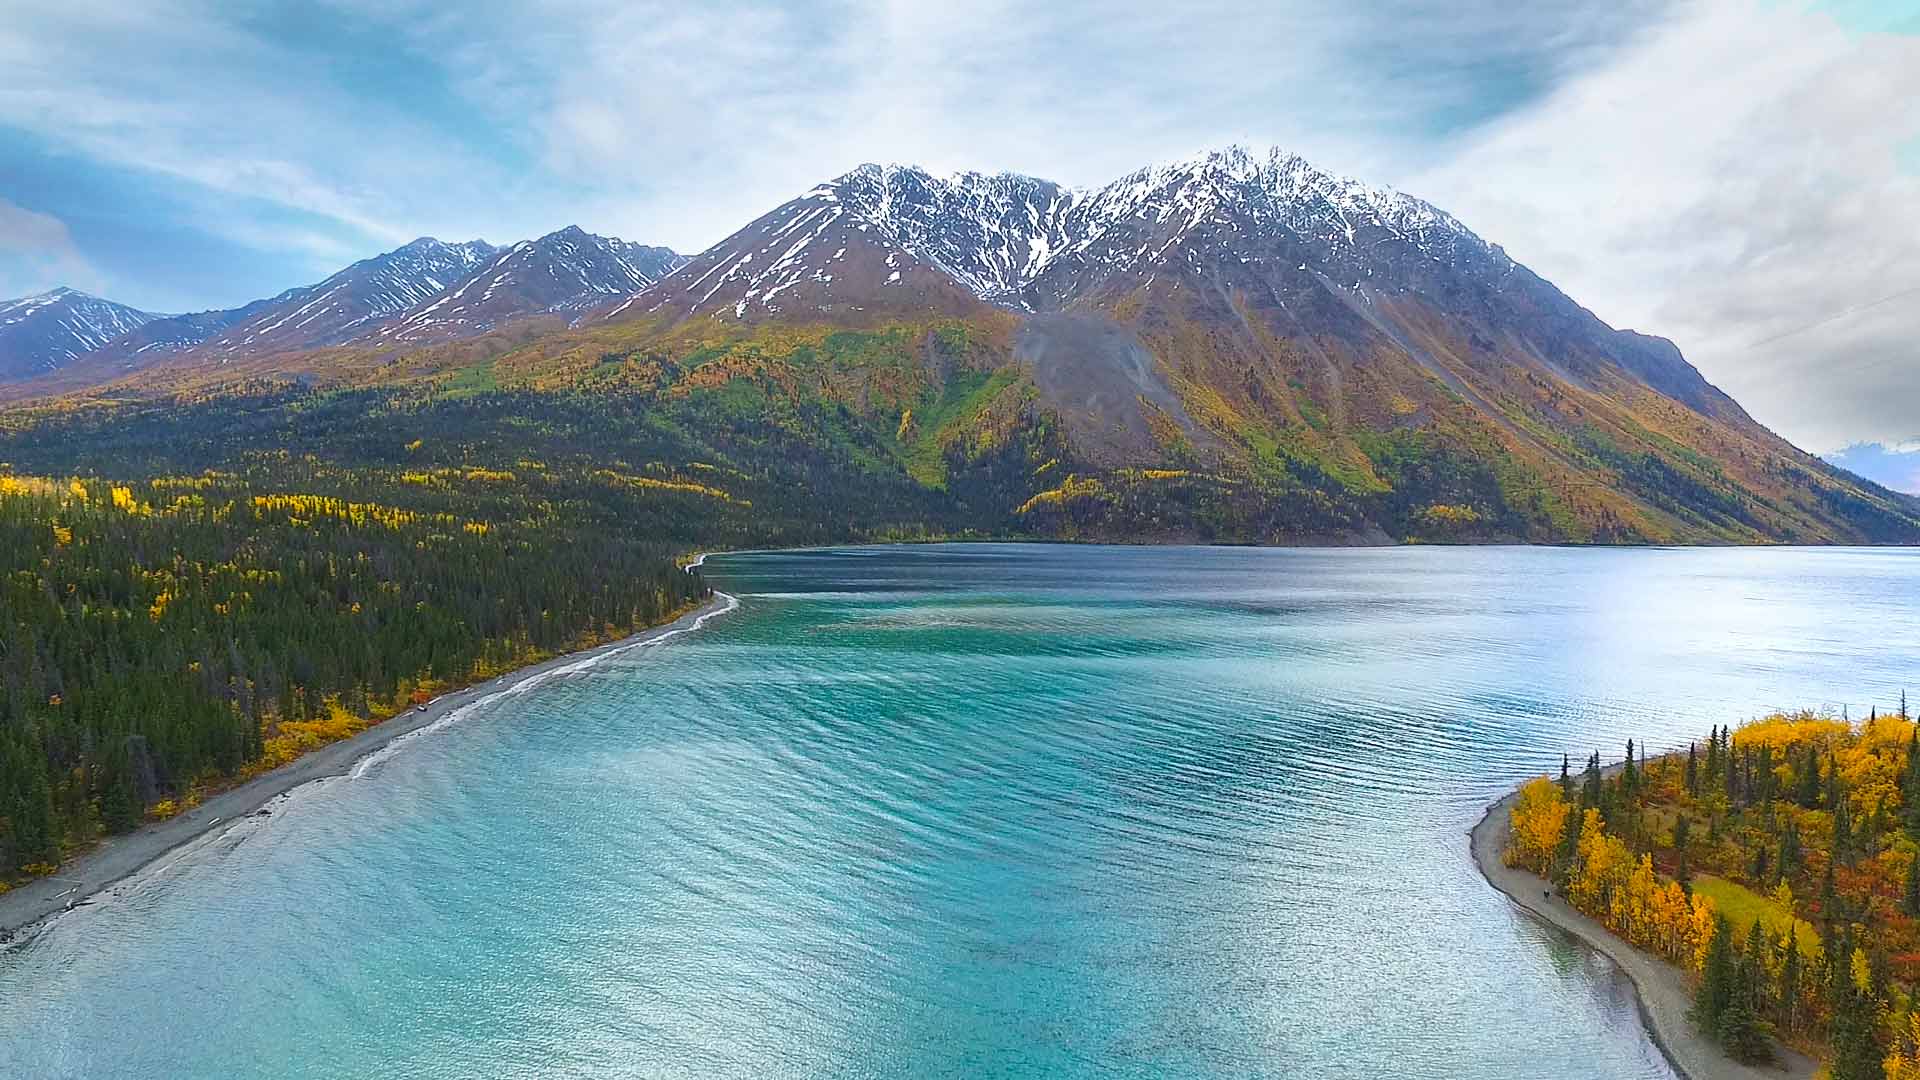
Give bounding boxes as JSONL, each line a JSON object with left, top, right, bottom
{"left": 0, "top": 197, "right": 103, "bottom": 296}
{"left": 375, "top": 0, "right": 1667, "bottom": 250}
{"left": 0, "top": 1, "right": 528, "bottom": 251}
{"left": 1409, "top": 0, "right": 1920, "bottom": 453}
{"left": 6, "top": 0, "right": 1909, "bottom": 455}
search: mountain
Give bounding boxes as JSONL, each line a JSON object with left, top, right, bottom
{"left": 3, "top": 146, "right": 1914, "bottom": 547}
{"left": 378, "top": 226, "right": 685, "bottom": 343}
{"left": 0, "top": 288, "right": 159, "bottom": 379}
{"left": 0, "top": 231, "right": 690, "bottom": 390}
{"left": 189, "top": 237, "right": 498, "bottom": 359}
{"left": 618, "top": 148, "right": 1731, "bottom": 416}
{"left": 581, "top": 146, "right": 1916, "bottom": 543}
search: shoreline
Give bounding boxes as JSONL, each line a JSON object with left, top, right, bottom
{"left": 0, "top": 591, "right": 738, "bottom": 938}
{"left": 1470, "top": 785, "right": 1816, "bottom": 1080}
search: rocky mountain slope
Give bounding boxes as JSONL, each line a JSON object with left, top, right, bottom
{"left": 4, "top": 147, "right": 1914, "bottom": 546}
{"left": 0, "top": 231, "right": 684, "bottom": 386}
{"left": 0, "top": 289, "right": 159, "bottom": 380}
{"left": 190, "top": 237, "right": 499, "bottom": 358}
{"left": 378, "top": 227, "right": 684, "bottom": 344}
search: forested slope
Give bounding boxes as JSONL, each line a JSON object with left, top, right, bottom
{"left": 0, "top": 467, "right": 706, "bottom": 879}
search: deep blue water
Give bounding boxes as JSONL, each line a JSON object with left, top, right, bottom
{"left": 3, "top": 544, "right": 1918, "bottom": 1078}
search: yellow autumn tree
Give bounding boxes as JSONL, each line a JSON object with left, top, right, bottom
{"left": 1506, "top": 777, "right": 1569, "bottom": 874}
{"left": 1887, "top": 1004, "right": 1920, "bottom": 1080}
{"left": 1569, "top": 808, "right": 1633, "bottom": 912}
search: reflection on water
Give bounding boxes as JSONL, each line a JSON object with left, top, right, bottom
{"left": 3, "top": 544, "right": 1916, "bottom": 1079}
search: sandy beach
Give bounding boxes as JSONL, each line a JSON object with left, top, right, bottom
{"left": 1471, "top": 785, "right": 1817, "bottom": 1080}
{"left": 0, "top": 591, "right": 736, "bottom": 938}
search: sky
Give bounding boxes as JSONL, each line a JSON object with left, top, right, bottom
{"left": 0, "top": 0, "right": 1914, "bottom": 458}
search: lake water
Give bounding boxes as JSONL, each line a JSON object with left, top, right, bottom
{"left": 3, "top": 544, "right": 1918, "bottom": 1078}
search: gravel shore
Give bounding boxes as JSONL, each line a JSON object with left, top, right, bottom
{"left": 1471, "top": 786, "right": 1816, "bottom": 1080}
{"left": 0, "top": 592, "right": 735, "bottom": 938}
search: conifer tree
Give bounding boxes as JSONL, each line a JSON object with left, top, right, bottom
{"left": 1800, "top": 744, "right": 1825, "bottom": 809}
{"left": 1835, "top": 792, "right": 1855, "bottom": 868}
{"left": 1694, "top": 914, "right": 1738, "bottom": 1030}
{"left": 1780, "top": 926, "right": 1803, "bottom": 1036}
{"left": 1828, "top": 941, "right": 1888, "bottom": 1080}
{"left": 1821, "top": 858, "right": 1839, "bottom": 926}
{"left": 1904, "top": 727, "right": 1920, "bottom": 801}
{"left": 1776, "top": 816, "right": 1802, "bottom": 879}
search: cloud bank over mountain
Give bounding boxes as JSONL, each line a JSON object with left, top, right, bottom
{"left": 0, "top": 0, "right": 1912, "bottom": 451}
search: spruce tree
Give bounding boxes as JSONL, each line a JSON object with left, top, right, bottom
{"left": 1780, "top": 926, "right": 1802, "bottom": 1036}
{"left": 1741, "top": 920, "right": 1771, "bottom": 1014}
{"left": 1685, "top": 742, "right": 1699, "bottom": 795}
{"left": 1834, "top": 793, "right": 1855, "bottom": 868}
{"left": 1552, "top": 803, "right": 1582, "bottom": 885}
{"left": 1675, "top": 814, "right": 1693, "bottom": 889}
{"left": 1799, "top": 743, "right": 1823, "bottom": 808}
{"left": 1777, "top": 816, "right": 1802, "bottom": 879}
{"left": 1904, "top": 726, "right": 1920, "bottom": 804}
{"left": 1820, "top": 858, "right": 1838, "bottom": 926}
{"left": 1828, "top": 942, "right": 1888, "bottom": 1080}
{"left": 1693, "top": 914, "right": 1737, "bottom": 1031}
{"left": 1714, "top": 919, "right": 1775, "bottom": 1063}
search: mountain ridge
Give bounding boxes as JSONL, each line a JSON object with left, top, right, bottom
{"left": 0, "top": 288, "right": 162, "bottom": 380}
{"left": 2, "top": 145, "right": 1914, "bottom": 547}
{"left": 0, "top": 230, "right": 685, "bottom": 386}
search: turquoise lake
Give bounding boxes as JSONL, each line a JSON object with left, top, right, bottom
{"left": 3, "top": 543, "right": 1918, "bottom": 1078}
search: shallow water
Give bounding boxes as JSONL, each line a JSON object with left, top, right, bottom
{"left": 4, "top": 543, "right": 1917, "bottom": 1078}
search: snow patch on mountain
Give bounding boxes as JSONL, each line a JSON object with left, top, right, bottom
{"left": 0, "top": 288, "right": 160, "bottom": 375}
{"left": 384, "top": 227, "right": 685, "bottom": 340}
{"left": 204, "top": 238, "right": 498, "bottom": 356}
{"left": 619, "top": 145, "right": 1513, "bottom": 323}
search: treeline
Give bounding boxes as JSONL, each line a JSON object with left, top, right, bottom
{"left": 1509, "top": 706, "right": 1920, "bottom": 1079}
{"left": 0, "top": 472, "right": 706, "bottom": 879}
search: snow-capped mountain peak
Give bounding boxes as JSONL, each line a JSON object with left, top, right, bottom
{"left": 622, "top": 145, "right": 1511, "bottom": 324}
{"left": 0, "top": 288, "right": 160, "bottom": 378}
{"left": 379, "top": 226, "right": 687, "bottom": 342}
{"left": 202, "top": 237, "right": 499, "bottom": 356}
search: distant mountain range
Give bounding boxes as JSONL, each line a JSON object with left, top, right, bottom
{"left": 0, "top": 288, "right": 160, "bottom": 379}
{"left": 2, "top": 146, "right": 1914, "bottom": 545}
{"left": 0, "top": 227, "right": 686, "bottom": 385}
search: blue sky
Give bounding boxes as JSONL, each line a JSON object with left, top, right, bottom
{"left": 0, "top": 0, "right": 1915, "bottom": 455}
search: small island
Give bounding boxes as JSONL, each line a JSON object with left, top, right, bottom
{"left": 1482, "top": 703, "right": 1920, "bottom": 1080}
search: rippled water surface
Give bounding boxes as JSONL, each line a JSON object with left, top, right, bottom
{"left": 5, "top": 544, "right": 1919, "bottom": 1078}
